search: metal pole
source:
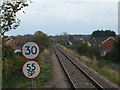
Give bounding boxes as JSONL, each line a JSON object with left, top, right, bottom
{"left": 31, "top": 79, "right": 33, "bottom": 90}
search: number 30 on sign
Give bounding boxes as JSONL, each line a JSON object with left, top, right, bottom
{"left": 22, "top": 41, "right": 40, "bottom": 59}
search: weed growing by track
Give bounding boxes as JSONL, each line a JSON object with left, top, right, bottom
{"left": 59, "top": 44, "right": 120, "bottom": 86}
{"left": 3, "top": 48, "right": 53, "bottom": 88}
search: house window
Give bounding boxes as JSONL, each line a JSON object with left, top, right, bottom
{"left": 101, "top": 51, "right": 107, "bottom": 56}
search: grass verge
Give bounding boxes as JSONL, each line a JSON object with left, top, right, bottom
{"left": 59, "top": 44, "right": 120, "bottom": 86}
{"left": 3, "top": 48, "right": 53, "bottom": 88}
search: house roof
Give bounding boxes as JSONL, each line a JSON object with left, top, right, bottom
{"left": 90, "top": 36, "right": 118, "bottom": 45}
{"left": 101, "top": 37, "right": 116, "bottom": 45}
{"left": 4, "top": 37, "right": 22, "bottom": 50}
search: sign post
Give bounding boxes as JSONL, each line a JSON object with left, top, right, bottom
{"left": 22, "top": 41, "right": 41, "bottom": 89}
{"left": 22, "top": 60, "right": 41, "bottom": 89}
{"left": 31, "top": 79, "right": 33, "bottom": 90}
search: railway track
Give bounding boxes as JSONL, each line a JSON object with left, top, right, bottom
{"left": 53, "top": 45, "right": 105, "bottom": 90}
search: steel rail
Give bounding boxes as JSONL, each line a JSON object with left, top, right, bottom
{"left": 57, "top": 47, "right": 105, "bottom": 90}
{"left": 53, "top": 47, "right": 77, "bottom": 90}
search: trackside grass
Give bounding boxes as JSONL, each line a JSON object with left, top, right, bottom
{"left": 3, "top": 48, "right": 53, "bottom": 88}
{"left": 59, "top": 44, "right": 120, "bottom": 86}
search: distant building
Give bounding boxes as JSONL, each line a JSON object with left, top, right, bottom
{"left": 66, "top": 41, "right": 72, "bottom": 45}
{"left": 89, "top": 37, "right": 117, "bottom": 56}
{"left": 3, "top": 37, "right": 22, "bottom": 52}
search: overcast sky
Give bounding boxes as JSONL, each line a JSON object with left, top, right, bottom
{"left": 5, "top": 0, "right": 119, "bottom": 36}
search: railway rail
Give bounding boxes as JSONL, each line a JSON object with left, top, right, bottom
{"left": 53, "top": 45, "right": 105, "bottom": 90}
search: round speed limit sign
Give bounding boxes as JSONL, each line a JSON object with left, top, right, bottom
{"left": 22, "top": 60, "right": 41, "bottom": 79}
{"left": 22, "top": 41, "right": 40, "bottom": 59}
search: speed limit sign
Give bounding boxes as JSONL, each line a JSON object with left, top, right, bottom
{"left": 22, "top": 41, "right": 40, "bottom": 59}
{"left": 22, "top": 60, "right": 41, "bottom": 79}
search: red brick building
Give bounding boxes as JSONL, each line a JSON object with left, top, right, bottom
{"left": 90, "top": 37, "right": 117, "bottom": 56}
{"left": 4, "top": 37, "right": 22, "bottom": 52}
{"left": 100, "top": 37, "right": 115, "bottom": 51}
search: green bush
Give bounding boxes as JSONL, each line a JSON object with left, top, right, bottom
{"left": 2, "top": 44, "right": 27, "bottom": 85}
{"left": 2, "top": 45, "right": 16, "bottom": 82}
{"left": 105, "top": 37, "right": 120, "bottom": 64}
{"left": 32, "top": 31, "right": 51, "bottom": 49}
{"left": 76, "top": 43, "right": 89, "bottom": 56}
{"left": 76, "top": 43, "right": 101, "bottom": 60}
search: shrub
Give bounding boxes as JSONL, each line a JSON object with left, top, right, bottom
{"left": 76, "top": 43, "right": 101, "bottom": 60}
{"left": 2, "top": 45, "right": 16, "bottom": 83}
{"left": 105, "top": 37, "right": 120, "bottom": 64}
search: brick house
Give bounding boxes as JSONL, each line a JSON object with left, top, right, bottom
{"left": 4, "top": 37, "right": 22, "bottom": 53}
{"left": 89, "top": 37, "right": 117, "bottom": 56}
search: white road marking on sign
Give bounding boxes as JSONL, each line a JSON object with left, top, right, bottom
{"left": 22, "top": 60, "right": 41, "bottom": 79}
{"left": 22, "top": 41, "right": 40, "bottom": 59}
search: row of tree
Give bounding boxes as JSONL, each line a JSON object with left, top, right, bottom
{"left": 59, "top": 30, "right": 119, "bottom": 64}
{"left": 1, "top": 1, "right": 52, "bottom": 85}
{"left": 17, "top": 31, "right": 51, "bottom": 50}
{"left": 1, "top": 0, "right": 29, "bottom": 84}
{"left": 92, "top": 30, "right": 116, "bottom": 37}
{"left": 0, "top": 0, "right": 29, "bottom": 36}
{"left": 2, "top": 31, "right": 51, "bottom": 84}
{"left": 74, "top": 38, "right": 120, "bottom": 64}
{"left": 106, "top": 37, "right": 120, "bottom": 64}
{"left": 76, "top": 43, "right": 101, "bottom": 60}
{"left": 92, "top": 30, "right": 120, "bottom": 64}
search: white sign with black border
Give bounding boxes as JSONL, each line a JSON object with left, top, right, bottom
{"left": 22, "top": 41, "right": 40, "bottom": 59}
{"left": 22, "top": 60, "right": 41, "bottom": 79}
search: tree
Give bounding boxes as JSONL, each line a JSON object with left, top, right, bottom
{"left": 1, "top": 0, "right": 29, "bottom": 84}
{"left": 76, "top": 43, "right": 101, "bottom": 60}
{"left": 76, "top": 43, "right": 89, "bottom": 56}
{"left": 69, "top": 35, "right": 74, "bottom": 43}
{"left": 32, "top": 31, "right": 51, "bottom": 50}
{"left": 0, "top": 0, "right": 28, "bottom": 36}
{"left": 92, "top": 30, "right": 116, "bottom": 37}
{"left": 2, "top": 45, "right": 16, "bottom": 82}
{"left": 107, "top": 37, "right": 120, "bottom": 64}
{"left": 62, "top": 32, "right": 69, "bottom": 43}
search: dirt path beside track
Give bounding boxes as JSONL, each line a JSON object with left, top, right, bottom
{"left": 45, "top": 49, "right": 71, "bottom": 88}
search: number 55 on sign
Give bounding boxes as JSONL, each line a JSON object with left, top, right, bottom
{"left": 22, "top": 60, "right": 41, "bottom": 79}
